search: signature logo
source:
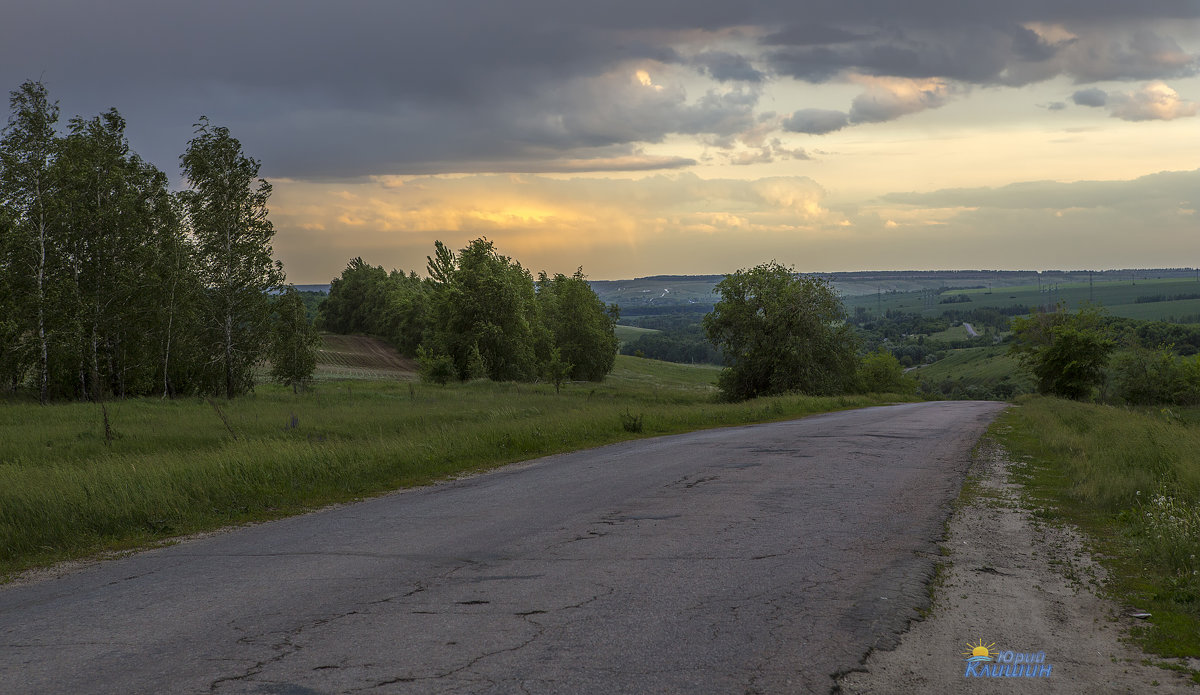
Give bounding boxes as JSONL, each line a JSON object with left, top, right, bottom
{"left": 961, "top": 639, "right": 1052, "bottom": 678}
{"left": 962, "top": 639, "right": 996, "bottom": 664}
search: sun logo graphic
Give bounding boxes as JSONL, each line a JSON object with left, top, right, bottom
{"left": 962, "top": 639, "right": 996, "bottom": 663}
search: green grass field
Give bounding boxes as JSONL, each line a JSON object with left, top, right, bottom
{"left": 997, "top": 398, "right": 1200, "bottom": 669}
{"left": 844, "top": 277, "right": 1200, "bottom": 323}
{"left": 0, "top": 355, "right": 910, "bottom": 577}
{"left": 911, "top": 345, "right": 1030, "bottom": 389}
{"left": 613, "top": 324, "right": 661, "bottom": 346}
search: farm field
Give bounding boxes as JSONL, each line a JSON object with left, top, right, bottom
{"left": 843, "top": 276, "right": 1200, "bottom": 322}
{"left": 313, "top": 334, "right": 418, "bottom": 381}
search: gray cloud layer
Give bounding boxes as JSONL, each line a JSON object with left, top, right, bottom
{"left": 2, "top": 1, "right": 1196, "bottom": 178}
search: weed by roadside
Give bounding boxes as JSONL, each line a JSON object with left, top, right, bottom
{"left": 996, "top": 396, "right": 1200, "bottom": 666}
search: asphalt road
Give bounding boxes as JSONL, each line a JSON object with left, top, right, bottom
{"left": 1, "top": 401, "right": 1004, "bottom": 694}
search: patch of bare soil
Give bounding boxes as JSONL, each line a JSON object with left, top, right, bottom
{"left": 314, "top": 333, "right": 418, "bottom": 379}
{"left": 837, "top": 438, "right": 1197, "bottom": 694}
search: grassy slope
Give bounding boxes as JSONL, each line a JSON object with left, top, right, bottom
{"left": 996, "top": 397, "right": 1200, "bottom": 668}
{"left": 0, "top": 355, "right": 909, "bottom": 577}
{"left": 911, "top": 345, "right": 1030, "bottom": 389}
{"left": 613, "top": 324, "right": 661, "bottom": 346}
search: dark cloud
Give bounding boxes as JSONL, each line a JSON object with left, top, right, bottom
{"left": 783, "top": 109, "right": 850, "bottom": 134}
{"left": 1071, "top": 88, "right": 1108, "bottom": 107}
{"left": 693, "top": 52, "right": 765, "bottom": 83}
{"left": 1044, "top": 101, "right": 1068, "bottom": 110}
{"left": 1, "top": 1, "right": 1196, "bottom": 178}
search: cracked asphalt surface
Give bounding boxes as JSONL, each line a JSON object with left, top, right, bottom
{"left": 0, "top": 401, "right": 1003, "bottom": 694}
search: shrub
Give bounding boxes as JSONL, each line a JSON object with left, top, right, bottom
{"left": 1110, "top": 346, "right": 1200, "bottom": 405}
{"left": 856, "top": 349, "right": 916, "bottom": 394}
{"left": 417, "top": 346, "right": 456, "bottom": 386}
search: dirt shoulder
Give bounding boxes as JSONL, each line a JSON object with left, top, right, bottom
{"left": 837, "top": 437, "right": 1197, "bottom": 693}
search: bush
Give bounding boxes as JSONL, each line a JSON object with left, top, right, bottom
{"left": 620, "top": 410, "right": 644, "bottom": 433}
{"left": 856, "top": 349, "right": 916, "bottom": 394}
{"left": 1110, "top": 346, "right": 1200, "bottom": 405}
{"left": 417, "top": 346, "right": 456, "bottom": 386}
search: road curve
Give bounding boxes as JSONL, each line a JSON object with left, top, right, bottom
{"left": 1, "top": 401, "right": 1004, "bottom": 694}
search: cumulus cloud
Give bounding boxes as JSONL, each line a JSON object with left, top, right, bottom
{"left": 847, "top": 77, "right": 955, "bottom": 123}
{"left": 783, "top": 109, "right": 850, "bottom": 134}
{"left": 1109, "top": 81, "right": 1198, "bottom": 121}
{"left": 1071, "top": 82, "right": 1197, "bottom": 121}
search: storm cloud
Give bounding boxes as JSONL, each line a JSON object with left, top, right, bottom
{"left": 1, "top": 1, "right": 1197, "bottom": 179}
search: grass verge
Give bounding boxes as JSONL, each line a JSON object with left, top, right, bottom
{"left": 1, "top": 355, "right": 912, "bottom": 578}
{"left": 994, "top": 396, "right": 1200, "bottom": 668}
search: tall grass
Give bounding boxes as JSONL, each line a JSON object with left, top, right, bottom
{"left": 0, "top": 356, "right": 909, "bottom": 576}
{"left": 997, "top": 396, "right": 1200, "bottom": 661}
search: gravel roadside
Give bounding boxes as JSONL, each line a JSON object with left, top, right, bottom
{"left": 837, "top": 437, "right": 1198, "bottom": 693}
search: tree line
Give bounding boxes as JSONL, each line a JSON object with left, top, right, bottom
{"left": 318, "top": 238, "right": 620, "bottom": 386}
{"left": 0, "top": 80, "right": 310, "bottom": 402}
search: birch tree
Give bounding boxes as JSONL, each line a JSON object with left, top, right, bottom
{"left": 180, "top": 118, "right": 283, "bottom": 398}
{"left": 0, "top": 81, "right": 60, "bottom": 403}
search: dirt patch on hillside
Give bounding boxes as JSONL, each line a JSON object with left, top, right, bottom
{"left": 314, "top": 333, "right": 418, "bottom": 380}
{"left": 837, "top": 438, "right": 1198, "bottom": 693}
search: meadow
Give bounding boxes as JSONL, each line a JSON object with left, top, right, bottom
{"left": 997, "top": 397, "right": 1200, "bottom": 666}
{"left": 0, "top": 353, "right": 906, "bottom": 577}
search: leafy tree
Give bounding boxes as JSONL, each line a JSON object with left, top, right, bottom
{"left": 536, "top": 268, "right": 618, "bottom": 381}
{"left": 0, "top": 80, "right": 61, "bottom": 403}
{"left": 425, "top": 238, "right": 542, "bottom": 381}
{"left": 180, "top": 118, "right": 284, "bottom": 398}
{"left": 270, "top": 287, "right": 320, "bottom": 392}
{"left": 318, "top": 258, "right": 427, "bottom": 357}
{"left": 1010, "top": 305, "right": 1114, "bottom": 400}
{"left": 704, "top": 262, "right": 858, "bottom": 401}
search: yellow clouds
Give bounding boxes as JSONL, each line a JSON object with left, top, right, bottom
{"left": 1111, "top": 81, "right": 1198, "bottom": 121}
{"left": 847, "top": 75, "right": 956, "bottom": 123}
{"left": 269, "top": 173, "right": 849, "bottom": 281}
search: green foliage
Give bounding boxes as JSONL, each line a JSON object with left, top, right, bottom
{"left": 180, "top": 117, "right": 284, "bottom": 398}
{"left": 704, "top": 262, "right": 859, "bottom": 401}
{"left": 856, "top": 349, "right": 916, "bottom": 394}
{"left": 543, "top": 347, "right": 572, "bottom": 393}
{"left": 619, "top": 323, "right": 721, "bottom": 364}
{"left": 1010, "top": 305, "right": 1114, "bottom": 400}
{"left": 1, "top": 80, "right": 211, "bottom": 401}
{"left": 1110, "top": 345, "right": 1200, "bottom": 405}
{"left": 416, "top": 345, "right": 455, "bottom": 386}
{"left": 318, "top": 258, "right": 428, "bottom": 357}
{"left": 535, "top": 268, "right": 618, "bottom": 381}
{"left": 269, "top": 287, "right": 320, "bottom": 392}
{"left": 465, "top": 343, "right": 488, "bottom": 380}
{"left": 426, "top": 238, "right": 542, "bottom": 381}
{"left": 620, "top": 409, "right": 644, "bottom": 433}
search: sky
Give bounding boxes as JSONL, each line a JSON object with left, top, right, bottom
{"left": 2, "top": 1, "right": 1198, "bottom": 282}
